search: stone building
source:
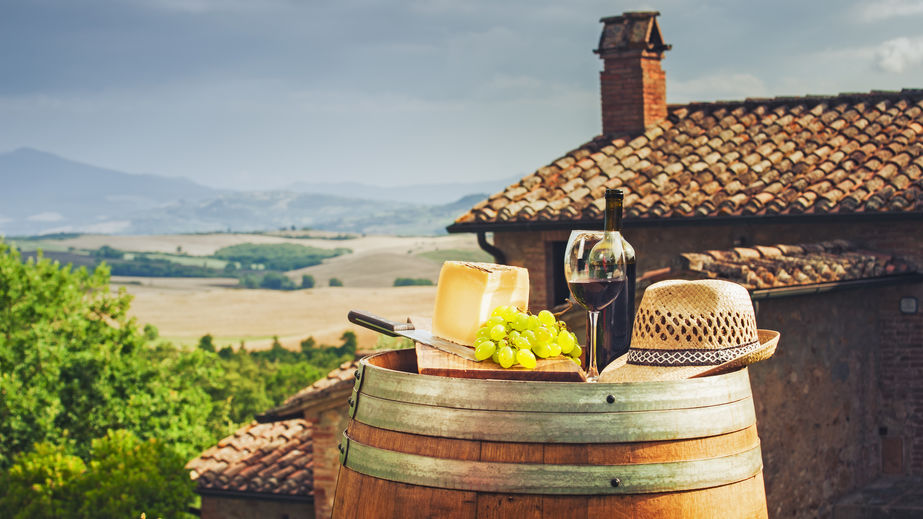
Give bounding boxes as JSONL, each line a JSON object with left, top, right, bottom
{"left": 186, "top": 9, "right": 923, "bottom": 519}
{"left": 447, "top": 9, "right": 923, "bottom": 518}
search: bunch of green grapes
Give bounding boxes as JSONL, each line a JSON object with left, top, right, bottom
{"left": 472, "top": 306, "right": 582, "bottom": 369}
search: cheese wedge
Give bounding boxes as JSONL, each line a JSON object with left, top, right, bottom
{"left": 432, "top": 261, "right": 529, "bottom": 345}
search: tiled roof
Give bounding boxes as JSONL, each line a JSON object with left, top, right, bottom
{"left": 256, "top": 360, "right": 358, "bottom": 423}
{"left": 672, "top": 239, "right": 917, "bottom": 290}
{"left": 452, "top": 90, "right": 923, "bottom": 228}
{"left": 187, "top": 419, "right": 313, "bottom": 499}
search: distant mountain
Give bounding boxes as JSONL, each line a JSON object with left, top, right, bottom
{"left": 0, "top": 148, "right": 490, "bottom": 236}
{"left": 285, "top": 177, "right": 516, "bottom": 205}
{"left": 0, "top": 148, "right": 219, "bottom": 235}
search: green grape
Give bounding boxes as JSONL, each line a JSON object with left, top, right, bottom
{"left": 516, "top": 348, "right": 537, "bottom": 369}
{"left": 476, "top": 326, "right": 490, "bottom": 339}
{"left": 533, "top": 342, "right": 552, "bottom": 358}
{"left": 491, "top": 347, "right": 500, "bottom": 364}
{"left": 513, "top": 336, "right": 531, "bottom": 350}
{"left": 498, "top": 346, "right": 516, "bottom": 368}
{"left": 473, "top": 336, "right": 487, "bottom": 348}
{"left": 535, "top": 327, "right": 553, "bottom": 345}
{"left": 556, "top": 331, "right": 575, "bottom": 354}
{"left": 521, "top": 330, "right": 537, "bottom": 344}
{"left": 489, "top": 324, "right": 506, "bottom": 341}
{"left": 548, "top": 342, "right": 563, "bottom": 357}
{"left": 508, "top": 330, "right": 521, "bottom": 342}
{"left": 570, "top": 344, "right": 582, "bottom": 359}
{"left": 512, "top": 312, "right": 530, "bottom": 331}
{"left": 500, "top": 305, "right": 518, "bottom": 322}
{"left": 528, "top": 315, "right": 541, "bottom": 330}
{"left": 490, "top": 306, "right": 506, "bottom": 319}
{"left": 485, "top": 316, "right": 505, "bottom": 329}
{"left": 538, "top": 309, "right": 556, "bottom": 327}
{"left": 475, "top": 341, "right": 496, "bottom": 361}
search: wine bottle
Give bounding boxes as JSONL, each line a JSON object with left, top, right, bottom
{"left": 590, "top": 189, "right": 635, "bottom": 368}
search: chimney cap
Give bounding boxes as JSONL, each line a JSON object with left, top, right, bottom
{"left": 595, "top": 11, "right": 672, "bottom": 56}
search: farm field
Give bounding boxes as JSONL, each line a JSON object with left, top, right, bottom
{"left": 92, "top": 232, "right": 490, "bottom": 349}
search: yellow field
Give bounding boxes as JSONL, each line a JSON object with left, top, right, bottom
{"left": 106, "top": 232, "right": 486, "bottom": 350}
{"left": 123, "top": 283, "right": 436, "bottom": 350}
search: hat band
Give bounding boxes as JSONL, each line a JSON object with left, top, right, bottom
{"left": 627, "top": 339, "right": 762, "bottom": 367}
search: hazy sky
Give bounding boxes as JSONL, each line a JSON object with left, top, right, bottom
{"left": 2, "top": 0, "right": 923, "bottom": 191}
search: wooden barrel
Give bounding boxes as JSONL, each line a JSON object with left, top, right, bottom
{"left": 332, "top": 349, "right": 767, "bottom": 518}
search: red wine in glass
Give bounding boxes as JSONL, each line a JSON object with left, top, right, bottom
{"left": 568, "top": 278, "right": 625, "bottom": 312}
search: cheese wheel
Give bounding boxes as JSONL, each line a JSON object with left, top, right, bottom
{"left": 432, "top": 261, "right": 529, "bottom": 346}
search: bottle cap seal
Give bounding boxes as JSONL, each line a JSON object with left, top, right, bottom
{"left": 605, "top": 189, "right": 624, "bottom": 199}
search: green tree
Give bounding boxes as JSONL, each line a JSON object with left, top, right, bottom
{"left": 0, "top": 430, "right": 194, "bottom": 519}
{"left": 198, "top": 333, "right": 215, "bottom": 352}
{"left": 259, "top": 271, "right": 295, "bottom": 290}
{"left": 0, "top": 442, "right": 85, "bottom": 519}
{"left": 329, "top": 277, "right": 343, "bottom": 287}
{"left": 77, "top": 430, "right": 193, "bottom": 518}
{"left": 142, "top": 323, "right": 159, "bottom": 341}
{"left": 0, "top": 242, "right": 222, "bottom": 467}
{"left": 301, "top": 274, "right": 315, "bottom": 289}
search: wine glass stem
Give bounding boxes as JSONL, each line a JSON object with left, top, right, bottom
{"left": 587, "top": 310, "right": 600, "bottom": 381}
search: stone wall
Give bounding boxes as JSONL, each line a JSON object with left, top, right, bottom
{"left": 748, "top": 288, "right": 884, "bottom": 518}
{"left": 308, "top": 407, "right": 351, "bottom": 519}
{"left": 878, "top": 288, "right": 923, "bottom": 476}
{"left": 200, "top": 495, "right": 313, "bottom": 519}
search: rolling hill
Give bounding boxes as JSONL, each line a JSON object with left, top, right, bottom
{"left": 0, "top": 148, "right": 498, "bottom": 236}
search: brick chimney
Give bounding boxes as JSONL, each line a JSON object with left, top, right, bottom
{"left": 595, "top": 11, "right": 671, "bottom": 136}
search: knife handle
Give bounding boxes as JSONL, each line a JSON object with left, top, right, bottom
{"left": 348, "top": 310, "right": 415, "bottom": 337}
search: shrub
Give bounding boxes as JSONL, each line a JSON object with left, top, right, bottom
{"left": 393, "top": 277, "right": 434, "bottom": 286}
{"left": 259, "top": 271, "right": 296, "bottom": 290}
{"left": 301, "top": 274, "right": 315, "bottom": 289}
{"left": 329, "top": 277, "right": 343, "bottom": 287}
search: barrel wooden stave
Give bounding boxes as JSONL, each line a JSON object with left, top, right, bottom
{"left": 333, "top": 349, "right": 768, "bottom": 518}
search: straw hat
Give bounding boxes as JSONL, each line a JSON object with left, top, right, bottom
{"left": 599, "top": 279, "right": 779, "bottom": 383}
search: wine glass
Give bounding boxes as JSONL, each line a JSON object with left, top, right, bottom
{"left": 564, "top": 230, "right": 626, "bottom": 381}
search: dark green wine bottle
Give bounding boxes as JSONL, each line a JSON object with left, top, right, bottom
{"left": 591, "top": 189, "right": 636, "bottom": 367}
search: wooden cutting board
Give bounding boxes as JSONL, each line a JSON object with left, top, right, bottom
{"left": 411, "top": 317, "right": 587, "bottom": 382}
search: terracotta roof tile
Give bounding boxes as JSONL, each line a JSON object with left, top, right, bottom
{"left": 454, "top": 90, "right": 923, "bottom": 228}
{"left": 187, "top": 419, "right": 313, "bottom": 498}
{"left": 672, "top": 240, "right": 917, "bottom": 289}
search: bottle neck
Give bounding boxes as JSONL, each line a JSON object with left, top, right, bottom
{"left": 604, "top": 198, "right": 623, "bottom": 233}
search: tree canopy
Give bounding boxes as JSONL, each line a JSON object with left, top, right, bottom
{"left": 0, "top": 240, "right": 357, "bottom": 514}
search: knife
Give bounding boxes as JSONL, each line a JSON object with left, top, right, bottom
{"left": 347, "top": 309, "right": 479, "bottom": 362}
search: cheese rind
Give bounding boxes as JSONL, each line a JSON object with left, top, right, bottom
{"left": 432, "top": 261, "right": 530, "bottom": 346}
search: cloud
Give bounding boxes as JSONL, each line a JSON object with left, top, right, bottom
{"left": 121, "top": 0, "right": 293, "bottom": 14}
{"left": 856, "top": 0, "right": 923, "bottom": 21}
{"left": 669, "top": 73, "right": 768, "bottom": 103}
{"left": 874, "top": 36, "right": 923, "bottom": 72}
{"left": 27, "top": 212, "right": 64, "bottom": 222}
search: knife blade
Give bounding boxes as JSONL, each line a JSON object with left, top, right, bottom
{"left": 347, "top": 309, "right": 479, "bottom": 362}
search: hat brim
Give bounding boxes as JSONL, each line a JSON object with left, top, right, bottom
{"left": 598, "top": 329, "right": 780, "bottom": 383}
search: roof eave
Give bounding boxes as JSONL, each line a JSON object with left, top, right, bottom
{"left": 255, "top": 385, "right": 354, "bottom": 423}
{"left": 194, "top": 487, "right": 314, "bottom": 503}
{"left": 749, "top": 272, "right": 923, "bottom": 300}
{"left": 447, "top": 211, "right": 923, "bottom": 234}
